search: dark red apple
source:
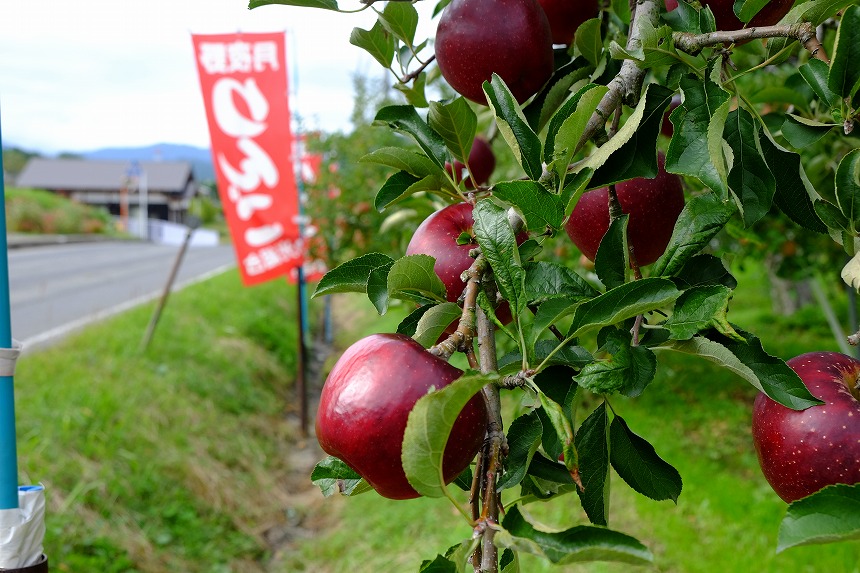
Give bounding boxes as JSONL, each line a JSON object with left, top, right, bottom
{"left": 661, "top": 94, "right": 682, "bottom": 137}
{"left": 752, "top": 351, "right": 860, "bottom": 503}
{"left": 665, "top": 0, "right": 793, "bottom": 30}
{"left": 445, "top": 137, "right": 496, "bottom": 189}
{"left": 564, "top": 154, "right": 684, "bottom": 266}
{"left": 315, "top": 333, "right": 488, "bottom": 500}
{"left": 537, "top": 0, "right": 600, "bottom": 45}
{"left": 435, "top": 0, "right": 555, "bottom": 104}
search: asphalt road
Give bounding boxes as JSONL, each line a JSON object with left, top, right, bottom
{"left": 8, "top": 240, "right": 236, "bottom": 351}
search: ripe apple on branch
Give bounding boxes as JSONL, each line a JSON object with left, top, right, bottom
{"left": 255, "top": 0, "right": 860, "bottom": 569}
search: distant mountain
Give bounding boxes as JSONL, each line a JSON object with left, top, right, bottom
{"left": 83, "top": 143, "right": 215, "bottom": 182}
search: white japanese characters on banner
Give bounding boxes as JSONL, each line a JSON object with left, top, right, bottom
{"left": 192, "top": 32, "right": 302, "bottom": 285}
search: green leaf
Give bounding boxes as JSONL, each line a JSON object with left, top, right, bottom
{"left": 610, "top": 415, "right": 682, "bottom": 503}
{"left": 397, "top": 304, "right": 434, "bottom": 337}
{"left": 575, "top": 84, "right": 676, "bottom": 178}
{"left": 835, "top": 149, "right": 860, "bottom": 233}
{"left": 748, "top": 87, "right": 811, "bottom": 113}
{"left": 473, "top": 199, "right": 527, "bottom": 316}
{"left": 800, "top": 0, "right": 858, "bottom": 25}
{"left": 387, "top": 254, "right": 448, "bottom": 305}
{"left": 575, "top": 329, "right": 657, "bottom": 397}
{"left": 664, "top": 285, "right": 741, "bottom": 341}
{"left": 360, "top": 147, "right": 441, "bottom": 178}
{"left": 497, "top": 505, "right": 654, "bottom": 565}
{"left": 402, "top": 372, "right": 497, "bottom": 497}
{"left": 523, "top": 58, "right": 595, "bottom": 134}
{"left": 367, "top": 261, "right": 393, "bottom": 314}
{"left": 828, "top": 5, "right": 860, "bottom": 99}
{"left": 652, "top": 192, "right": 736, "bottom": 277}
{"left": 663, "top": 0, "right": 713, "bottom": 34}
{"left": 493, "top": 181, "right": 564, "bottom": 232}
{"left": 428, "top": 98, "right": 478, "bottom": 164}
{"left": 589, "top": 84, "right": 675, "bottom": 188}
{"left": 413, "top": 302, "right": 462, "bottom": 348}
{"left": 799, "top": 59, "right": 840, "bottom": 108}
{"left": 543, "top": 83, "right": 603, "bottom": 165}
{"left": 777, "top": 484, "right": 860, "bottom": 552}
{"left": 538, "top": 391, "right": 575, "bottom": 458}
{"left": 374, "top": 105, "right": 449, "bottom": 169}
{"left": 670, "top": 254, "right": 737, "bottom": 290}
{"left": 659, "top": 331, "right": 824, "bottom": 410}
{"left": 666, "top": 68, "right": 732, "bottom": 199}
{"left": 565, "top": 278, "right": 681, "bottom": 341}
{"left": 484, "top": 74, "right": 544, "bottom": 180}
{"left": 378, "top": 1, "right": 418, "bottom": 45}
{"left": 759, "top": 128, "right": 827, "bottom": 234}
{"left": 418, "top": 554, "right": 458, "bottom": 573}
{"left": 349, "top": 20, "right": 395, "bottom": 69}
{"left": 374, "top": 171, "right": 421, "bottom": 212}
{"left": 523, "top": 261, "right": 599, "bottom": 305}
{"left": 725, "top": 107, "right": 776, "bottom": 227}
{"left": 575, "top": 402, "right": 610, "bottom": 525}
{"left": 393, "top": 72, "right": 429, "bottom": 108}
{"left": 575, "top": 18, "right": 603, "bottom": 65}
{"left": 310, "top": 456, "right": 372, "bottom": 497}
{"left": 551, "top": 85, "right": 609, "bottom": 181}
{"left": 594, "top": 215, "right": 629, "bottom": 291}
{"left": 249, "top": 0, "right": 338, "bottom": 9}
{"left": 782, "top": 115, "right": 834, "bottom": 149}
{"left": 499, "top": 410, "right": 544, "bottom": 490}
{"left": 814, "top": 200, "right": 851, "bottom": 232}
{"left": 313, "top": 253, "right": 394, "bottom": 297}
{"left": 734, "top": 0, "right": 769, "bottom": 22}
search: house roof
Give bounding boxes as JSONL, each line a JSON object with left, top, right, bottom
{"left": 15, "top": 158, "right": 195, "bottom": 194}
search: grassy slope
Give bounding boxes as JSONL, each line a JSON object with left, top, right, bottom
{"left": 280, "top": 265, "right": 860, "bottom": 572}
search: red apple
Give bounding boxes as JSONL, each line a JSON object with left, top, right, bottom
{"left": 537, "top": 0, "right": 600, "bottom": 45}
{"left": 665, "top": 0, "right": 793, "bottom": 30}
{"left": 435, "top": 0, "right": 555, "bottom": 104}
{"left": 445, "top": 137, "right": 496, "bottom": 189}
{"left": 564, "top": 154, "right": 684, "bottom": 266}
{"left": 316, "top": 333, "right": 488, "bottom": 500}
{"left": 752, "top": 351, "right": 860, "bottom": 503}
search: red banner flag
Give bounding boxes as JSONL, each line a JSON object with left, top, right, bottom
{"left": 192, "top": 32, "right": 302, "bottom": 285}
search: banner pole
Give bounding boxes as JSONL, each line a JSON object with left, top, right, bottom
{"left": 295, "top": 266, "right": 309, "bottom": 437}
{"left": 0, "top": 106, "right": 20, "bottom": 510}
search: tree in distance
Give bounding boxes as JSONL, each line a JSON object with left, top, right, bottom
{"left": 752, "top": 351, "right": 860, "bottom": 503}
{"left": 664, "top": 0, "right": 794, "bottom": 30}
{"left": 435, "top": 0, "right": 554, "bottom": 104}
{"left": 445, "top": 137, "right": 496, "bottom": 189}
{"left": 565, "top": 154, "right": 684, "bottom": 266}
{"left": 315, "top": 333, "right": 488, "bottom": 500}
{"left": 537, "top": 0, "right": 600, "bottom": 45}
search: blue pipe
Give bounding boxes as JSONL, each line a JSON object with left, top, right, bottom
{"left": 0, "top": 109, "right": 20, "bottom": 509}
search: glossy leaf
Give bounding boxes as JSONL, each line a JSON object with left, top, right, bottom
{"left": 473, "top": 199, "right": 527, "bottom": 316}
{"left": 575, "top": 402, "right": 610, "bottom": 525}
{"left": 575, "top": 18, "right": 603, "bottom": 66}
{"left": 366, "top": 261, "right": 393, "bottom": 314}
{"left": 523, "top": 58, "right": 595, "bottom": 134}
{"left": 397, "top": 304, "right": 434, "bottom": 337}
{"left": 349, "top": 20, "right": 395, "bottom": 69}
{"left": 734, "top": 0, "right": 769, "bottom": 22}
{"left": 378, "top": 1, "right": 418, "bottom": 46}
{"left": 413, "top": 302, "right": 462, "bottom": 348}
{"left": 499, "top": 410, "right": 544, "bottom": 490}
{"left": 543, "top": 83, "right": 602, "bottom": 164}
{"left": 483, "top": 74, "right": 543, "bottom": 180}
{"left": 497, "top": 505, "right": 653, "bottom": 565}
{"left": 610, "top": 415, "right": 682, "bottom": 503}
{"left": 725, "top": 107, "right": 775, "bottom": 227}
{"left": 835, "top": 149, "right": 860, "bottom": 233}
{"left": 402, "top": 372, "right": 497, "bottom": 498}
{"left": 828, "top": 5, "right": 860, "bottom": 99}
{"left": 671, "top": 254, "right": 737, "bottom": 290}
{"left": 313, "top": 253, "right": 394, "bottom": 297}
{"left": 360, "top": 146, "right": 441, "bottom": 178}
{"left": 550, "top": 85, "right": 609, "bottom": 181}
{"left": 523, "top": 261, "right": 599, "bottom": 304}
{"left": 782, "top": 115, "right": 834, "bottom": 149}
{"left": 666, "top": 67, "right": 732, "bottom": 198}
{"left": 660, "top": 332, "right": 823, "bottom": 410}
{"left": 428, "top": 98, "right": 477, "bottom": 164}
{"left": 799, "top": 59, "right": 840, "bottom": 108}
{"left": 493, "top": 180, "right": 564, "bottom": 232}
{"left": 652, "top": 192, "right": 736, "bottom": 278}
{"left": 594, "top": 215, "right": 629, "bottom": 290}
{"left": 374, "top": 105, "right": 449, "bottom": 169}
{"left": 374, "top": 171, "right": 421, "bottom": 212}
{"left": 575, "top": 329, "right": 657, "bottom": 397}
{"left": 387, "top": 254, "right": 448, "bottom": 305}
{"left": 664, "top": 285, "right": 741, "bottom": 341}
{"left": 393, "top": 72, "right": 429, "bottom": 108}
{"left": 311, "top": 456, "right": 372, "bottom": 497}
{"left": 778, "top": 484, "right": 860, "bottom": 552}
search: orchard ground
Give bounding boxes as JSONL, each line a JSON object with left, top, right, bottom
{"left": 12, "top": 259, "right": 858, "bottom": 572}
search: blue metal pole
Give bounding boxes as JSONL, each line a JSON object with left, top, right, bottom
{"left": 0, "top": 107, "right": 20, "bottom": 509}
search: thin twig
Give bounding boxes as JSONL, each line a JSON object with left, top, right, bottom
{"left": 674, "top": 21, "right": 829, "bottom": 63}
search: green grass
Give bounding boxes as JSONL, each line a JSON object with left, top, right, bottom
{"left": 6, "top": 187, "right": 116, "bottom": 235}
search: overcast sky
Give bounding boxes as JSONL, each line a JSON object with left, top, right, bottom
{"left": 0, "top": 1, "right": 436, "bottom": 155}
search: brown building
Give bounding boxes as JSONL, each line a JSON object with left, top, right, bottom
{"left": 15, "top": 158, "right": 197, "bottom": 223}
